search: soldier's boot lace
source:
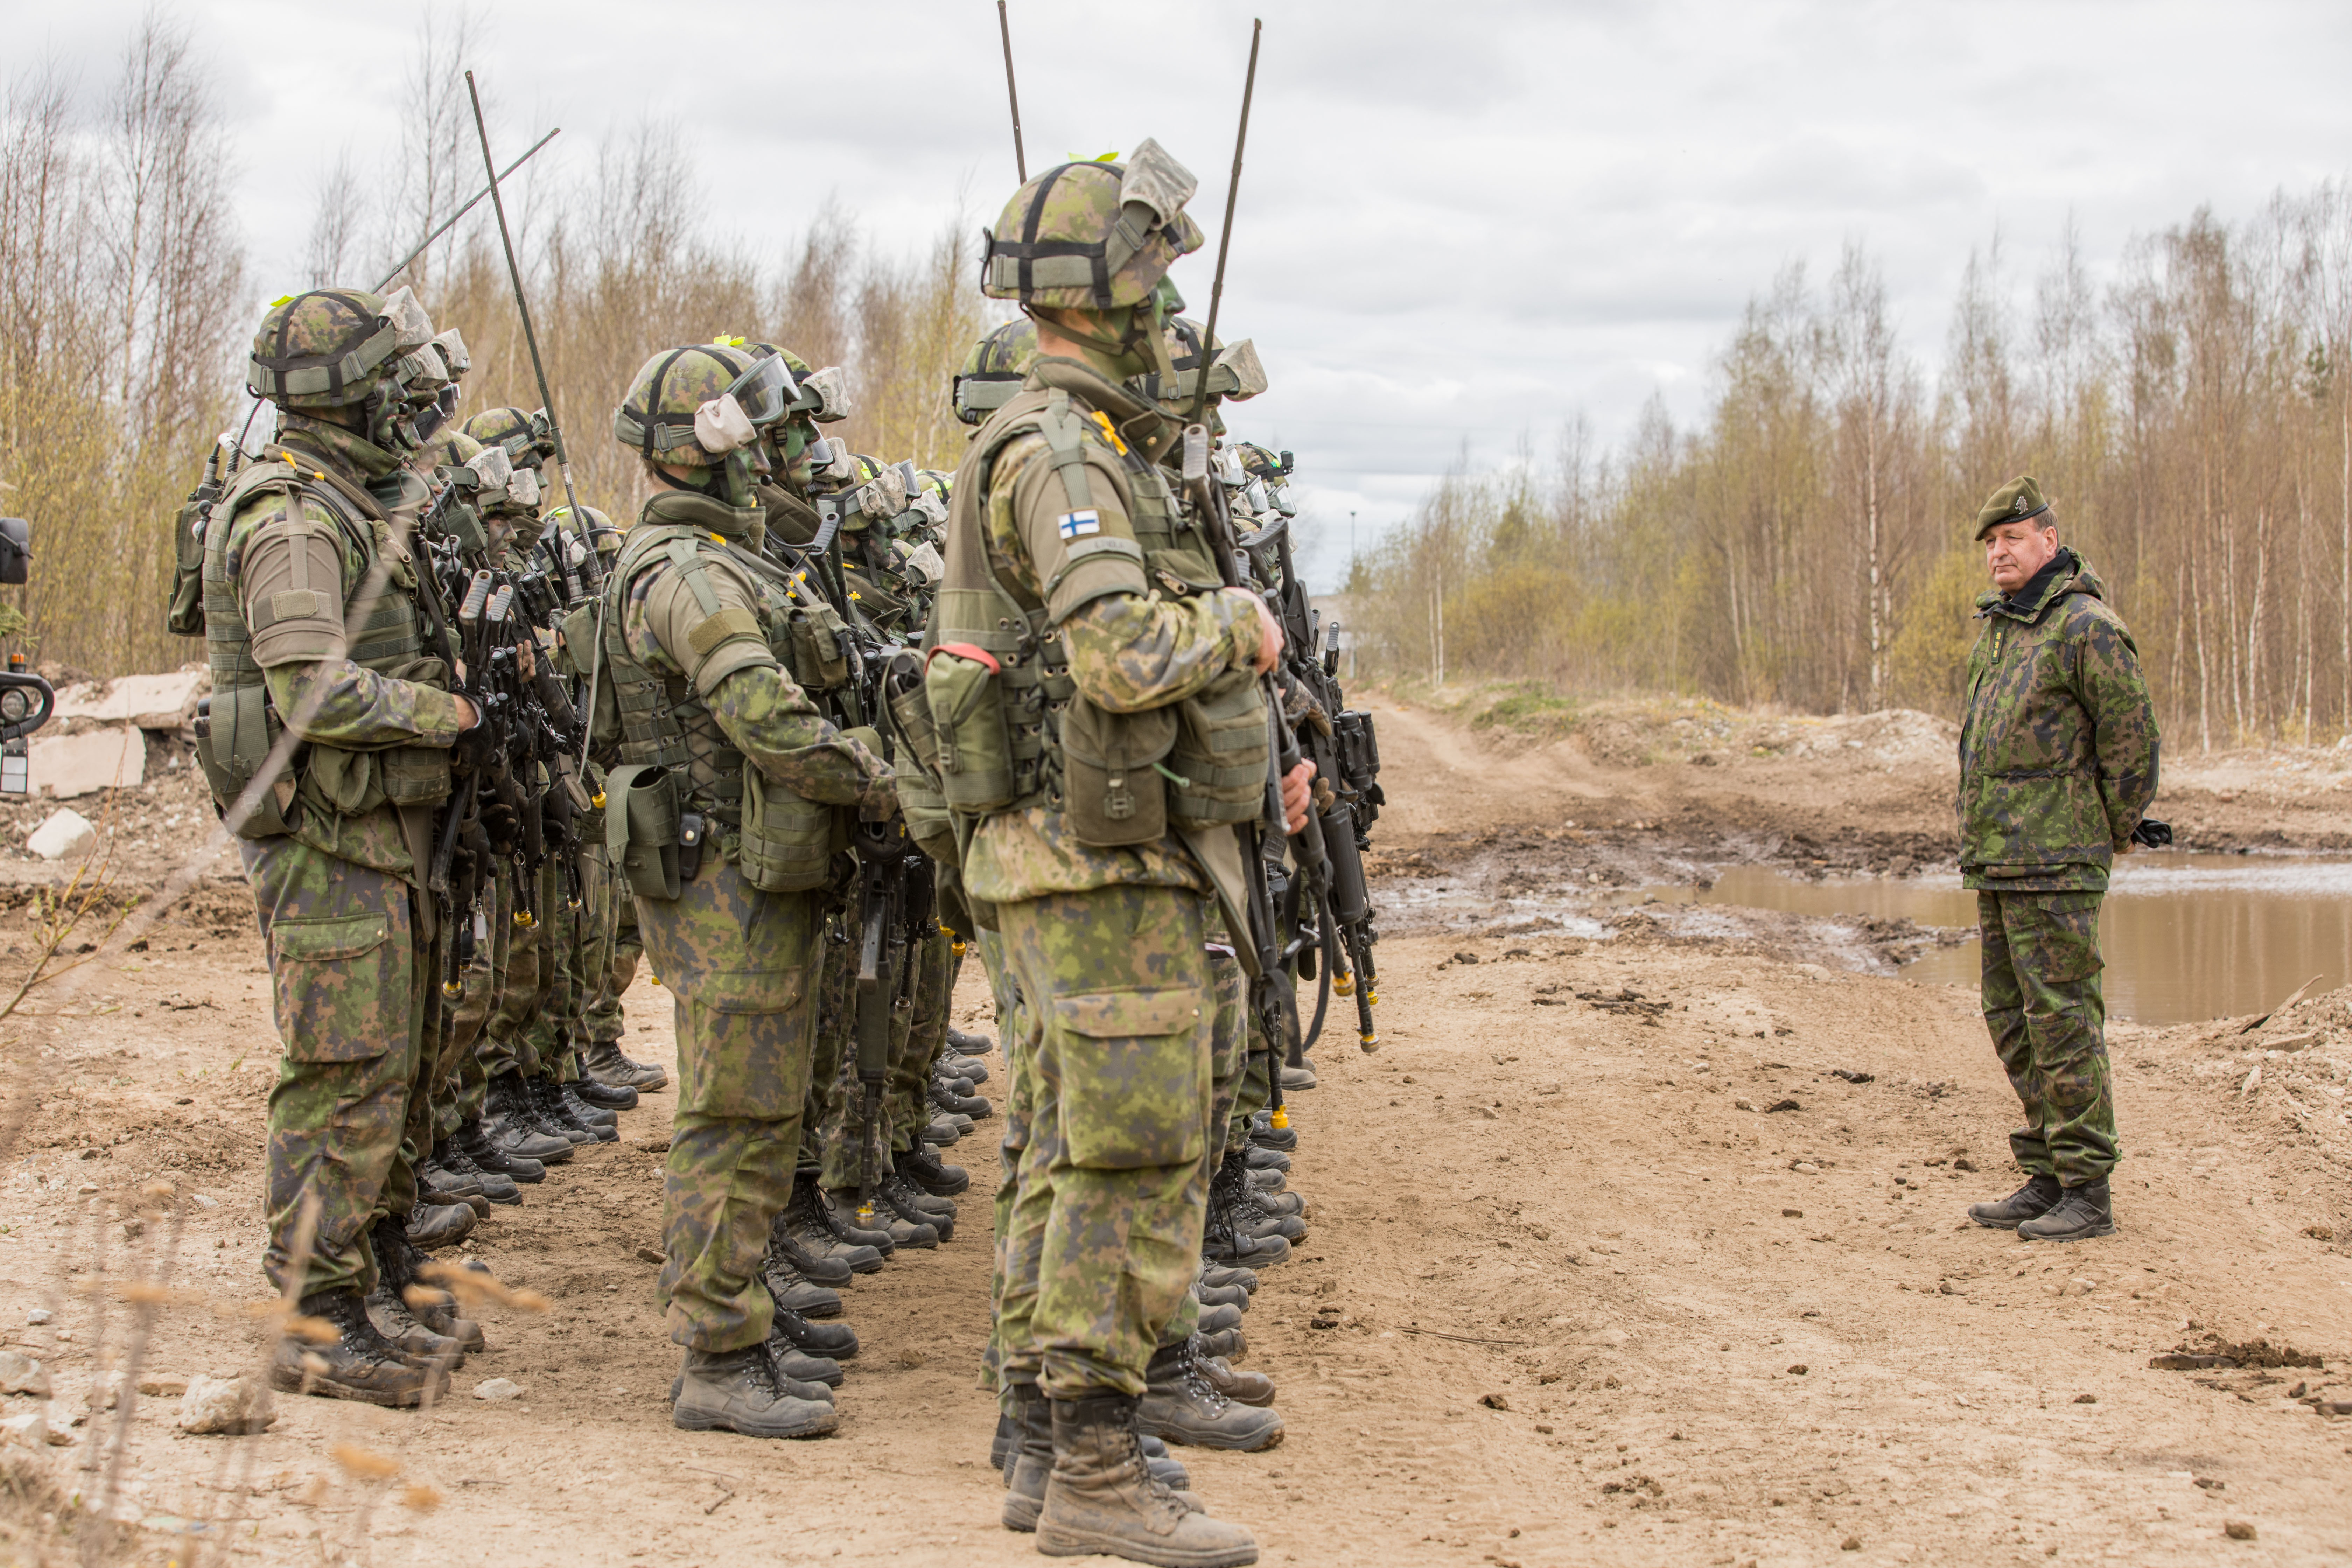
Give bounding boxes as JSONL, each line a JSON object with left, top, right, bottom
{"left": 899, "top": 1144, "right": 969, "bottom": 1197}
{"left": 2016, "top": 1178, "right": 2117, "bottom": 1242}
{"left": 781, "top": 1175, "right": 884, "bottom": 1275}
{"left": 581, "top": 1035, "right": 668, "bottom": 1091}
{"left": 1137, "top": 1338, "right": 1284, "bottom": 1452}
{"left": 1210, "top": 1150, "right": 1302, "bottom": 1252}
{"left": 664, "top": 1327, "right": 842, "bottom": 1403}
{"left": 1193, "top": 1343, "right": 1275, "bottom": 1408}
{"left": 669, "top": 1343, "right": 838, "bottom": 1440}
{"left": 1203, "top": 1171, "right": 1290, "bottom": 1269}
{"left": 483, "top": 1076, "right": 575, "bottom": 1164}
{"left": 1968, "top": 1172, "right": 2063, "bottom": 1229}
{"left": 435, "top": 1137, "right": 520, "bottom": 1206}
{"left": 372, "top": 1216, "right": 484, "bottom": 1353}
{"left": 270, "top": 1288, "right": 451, "bottom": 1408}
{"left": 555, "top": 1077, "right": 619, "bottom": 1128}
{"left": 1037, "top": 1393, "right": 1250, "bottom": 1567}
{"left": 882, "top": 1171, "right": 957, "bottom": 1240}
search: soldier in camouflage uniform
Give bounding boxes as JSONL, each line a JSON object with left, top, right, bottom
{"left": 597, "top": 342, "right": 896, "bottom": 1440}
{"left": 919, "top": 142, "right": 1314, "bottom": 1567}
{"left": 547, "top": 505, "right": 668, "bottom": 1095}
{"left": 201, "top": 288, "right": 482, "bottom": 1406}
{"left": 1958, "top": 477, "right": 2159, "bottom": 1244}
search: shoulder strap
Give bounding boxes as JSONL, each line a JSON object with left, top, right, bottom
{"left": 1036, "top": 389, "right": 1097, "bottom": 514}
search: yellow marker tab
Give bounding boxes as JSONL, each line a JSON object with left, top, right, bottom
{"left": 710, "top": 532, "right": 726, "bottom": 544}
{"left": 1090, "top": 410, "right": 1129, "bottom": 456}
{"left": 849, "top": 590, "right": 861, "bottom": 600}
{"left": 712, "top": 334, "right": 746, "bottom": 348}
{"left": 270, "top": 294, "right": 295, "bottom": 308}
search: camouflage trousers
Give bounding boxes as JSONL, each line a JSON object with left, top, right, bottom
{"left": 580, "top": 843, "right": 642, "bottom": 1049}
{"left": 980, "top": 925, "right": 1025, "bottom": 1394}
{"left": 531, "top": 859, "right": 586, "bottom": 1085}
{"left": 638, "top": 853, "right": 825, "bottom": 1352}
{"left": 992, "top": 884, "right": 1216, "bottom": 1399}
{"left": 241, "top": 836, "right": 432, "bottom": 1298}
{"left": 442, "top": 860, "right": 511, "bottom": 1133}
{"left": 805, "top": 918, "right": 952, "bottom": 1187}
{"left": 481, "top": 856, "right": 563, "bottom": 1082}
{"left": 1979, "top": 890, "right": 2118, "bottom": 1185}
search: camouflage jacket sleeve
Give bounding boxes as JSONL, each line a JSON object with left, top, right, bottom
{"left": 631, "top": 552, "right": 895, "bottom": 812}
{"left": 238, "top": 499, "right": 467, "bottom": 750}
{"left": 988, "top": 435, "right": 1262, "bottom": 714}
{"left": 2074, "top": 606, "right": 2160, "bottom": 850}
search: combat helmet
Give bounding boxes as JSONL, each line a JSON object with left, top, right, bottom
{"left": 545, "top": 503, "right": 622, "bottom": 559}
{"left": 953, "top": 318, "right": 1037, "bottom": 425}
{"left": 981, "top": 140, "right": 1203, "bottom": 311}
{"left": 615, "top": 343, "right": 793, "bottom": 507}
{"left": 1134, "top": 316, "right": 1268, "bottom": 416}
{"left": 246, "top": 287, "right": 418, "bottom": 448}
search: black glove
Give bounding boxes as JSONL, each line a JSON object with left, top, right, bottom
{"left": 2128, "top": 817, "right": 2173, "bottom": 849}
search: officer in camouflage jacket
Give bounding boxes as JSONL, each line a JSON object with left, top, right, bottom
{"left": 1958, "top": 477, "right": 2158, "bottom": 1244}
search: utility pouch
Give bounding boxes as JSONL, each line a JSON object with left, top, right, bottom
{"left": 788, "top": 603, "right": 852, "bottom": 692}
{"left": 377, "top": 744, "right": 453, "bottom": 807}
{"left": 1168, "top": 669, "right": 1272, "bottom": 829}
{"left": 1060, "top": 693, "right": 1175, "bottom": 848}
{"left": 606, "top": 763, "right": 682, "bottom": 901}
{"left": 196, "top": 683, "right": 298, "bottom": 840}
{"left": 924, "top": 643, "right": 1017, "bottom": 813}
{"left": 166, "top": 489, "right": 211, "bottom": 638}
{"left": 895, "top": 763, "right": 959, "bottom": 868}
{"left": 740, "top": 766, "right": 836, "bottom": 893}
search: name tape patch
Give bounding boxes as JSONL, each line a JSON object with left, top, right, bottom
{"left": 1058, "top": 509, "right": 1101, "bottom": 540}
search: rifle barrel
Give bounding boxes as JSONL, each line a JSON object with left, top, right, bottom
{"left": 1190, "top": 18, "right": 1263, "bottom": 430}
{"left": 996, "top": 1, "right": 1027, "bottom": 183}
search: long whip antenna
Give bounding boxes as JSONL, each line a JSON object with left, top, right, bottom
{"left": 997, "top": 1, "right": 1027, "bottom": 182}
{"left": 373, "top": 127, "right": 559, "bottom": 293}
{"left": 1190, "top": 18, "right": 1262, "bottom": 428}
{"left": 464, "top": 69, "right": 606, "bottom": 771}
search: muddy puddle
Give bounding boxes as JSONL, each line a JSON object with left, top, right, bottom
{"left": 1615, "top": 853, "right": 2352, "bottom": 1024}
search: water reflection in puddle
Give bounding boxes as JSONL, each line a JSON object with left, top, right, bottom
{"left": 1623, "top": 853, "right": 2352, "bottom": 1024}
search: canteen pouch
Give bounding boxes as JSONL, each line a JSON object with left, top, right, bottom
{"left": 166, "top": 493, "right": 209, "bottom": 638}
{"left": 606, "top": 763, "right": 682, "bottom": 901}
{"left": 788, "top": 603, "right": 852, "bottom": 692}
{"left": 1060, "top": 692, "right": 1175, "bottom": 849}
{"left": 195, "top": 682, "right": 298, "bottom": 840}
{"left": 1167, "top": 669, "right": 1272, "bottom": 829}
{"left": 740, "top": 762, "right": 839, "bottom": 895}
{"left": 924, "top": 643, "right": 1017, "bottom": 813}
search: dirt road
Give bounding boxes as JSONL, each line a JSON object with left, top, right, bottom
{"left": 1, "top": 694, "right": 2348, "bottom": 1566}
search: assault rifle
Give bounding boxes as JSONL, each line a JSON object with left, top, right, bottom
{"left": 1236, "top": 467, "right": 1383, "bottom": 1053}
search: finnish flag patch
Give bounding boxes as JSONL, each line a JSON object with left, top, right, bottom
{"left": 1058, "top": 509, "right": 1101, "bottom": 540}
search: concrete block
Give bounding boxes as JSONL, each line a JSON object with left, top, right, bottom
{"left": 50, "top": 671, "right": 206, "bottom": 730}
{"left": 23, "top": 810, "right": 94, "bottom": 861}
{"left": 30, "top": 727, "right": 143, "bottom": 798}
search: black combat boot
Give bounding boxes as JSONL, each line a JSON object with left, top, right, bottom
{"left": 1279, "top": 1060, "right": 1316, "bottom": 1092}
{"left": 1199, "top": 1262, "right": 1258, "bottom": 1296}
{"left": 670, "top": 1344, "right": 837, "bottom": 1439}
{"left": 1194, "top": 1279, "right": 1249, "bottom": 1311}
{"left": 931, "top": 1077, "right": 992, "bottom": 1121}
{"left": 405, "top": 1198, "right": 477, "bottom": 1248}
{"left": 581, "top": 1035, "right": 668, "bottom": 1091}
{"left": 535, "top": 1077, "right": 615, "bottom": 1143}
{"left": 1247, "top": 1110, "right": 1296, "bottom": 1153}
{"left": 1244, "top": 1164, "right": 1287, "bottom": 1196}
{"left": 271, "top": 1288, "right": 451, "bottom": 1407}
{"left": 820, "top": 1185, "right": 925, "bottom": 1252}
{"left": 759, "top": 1243, "right": 845, "bottom": 1319}
{"left": 1000, "top": 1381, "right": 1056, "bottom": 1532}
{"left": 940, "top": 1050, "right": 990, "bottom": 1086}
{"left": 572, "top": 1074, "right": 638, "bottom": 1112}
{"left": 372, "top": 1215, "right": 484, "bottom": 1353}
{"left": 1242, "top": 1146, "right": 1289, "bottom": 1174}
{"left": 1193, "top": 1325, "right": 1245, "bottom": 1361}
{"left": 484, "top": 1074, "right": 578, "bottom": 1161}
{"left": 772, "top": 1302, "right": 859, "bottom": 1360}
{"left": 1204, "top": 1177, "right": 1290, "bottom": 1268}
{"left": 557, "top": 1079, "right": 620, "bottom": 1129}
{"left": 1211, "top": 1148, "right": 1304, "bottom": 1247}
{"left": 947, "top": 1024, "right": 995, "bottom": 1056}
{"left": 882, "top": 1172, "right": 956, "bottom": 1240}
{"left": 1967, "top": 1172, "right": 2063, "bottom": 1229}
{"left": 1195, "top": 1342, "right": 1275, "bottom": 1408}
{"left": 434, "top": 1137, "right": 520, "bottom": 1205}
{"left": 781, "top": 1173, "right": 885, "bottom": 1275}
{"left": 1196, "top": 1301, "right": 1244, "bottom": 1337}
{"left": 899, "top": 1144, "right": 969, "bottom": 1197}
{"left": 923, "top": 1114, "right": 965, "bottom": 1146}
{"left": 1037, "top": 1393, "right": 1254, "bottom": 1566}
{"left": 1136, "top": 1337, "right": 1284, "bottom": 1451}
{"left": 2016, "top": 1178, "right": 2117, "bottom": 1242}
{"left": 455, "top": 1116, "right": 546, "bottom": 1184}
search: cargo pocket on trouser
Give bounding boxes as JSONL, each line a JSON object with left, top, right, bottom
{"left": 1047, "top": 984, "right": 1211, "bottom": 1170}
{"left": 270, "top": 909, "right": 401, "bottom": 1062}
{"left": 643, "top": 865, "right": 824, "bottom": 1123}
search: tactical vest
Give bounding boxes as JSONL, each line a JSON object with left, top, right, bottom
{"left": 594, "top": 520, "right": 845, "bottom": 896}
{"left": 915, "top": 383, "right": 1268, "bottom": 848}
{"left": 196, "top": 457, "right": 450, "bottom": 838}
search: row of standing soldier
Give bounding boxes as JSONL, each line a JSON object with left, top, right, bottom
{"left": 182, "top": 135, "right": 1379, "bottom": 1568}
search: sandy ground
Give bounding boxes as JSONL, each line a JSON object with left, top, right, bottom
{"left": 0, "top": 693, "right": 2347, "bottom": 1566}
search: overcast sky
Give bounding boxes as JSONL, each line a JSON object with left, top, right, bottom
{"left": 22, "top": 0, "right": 2352, "bottom": 587}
